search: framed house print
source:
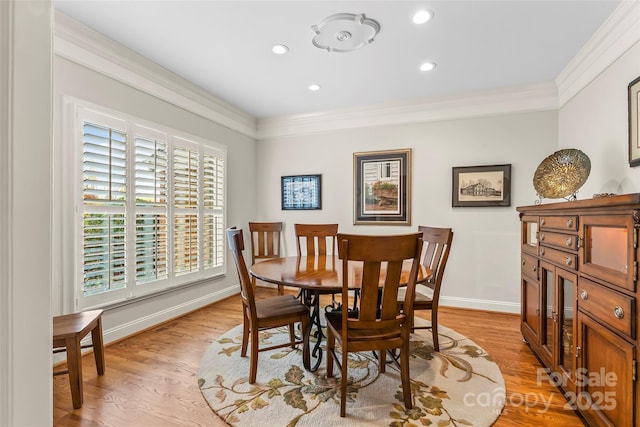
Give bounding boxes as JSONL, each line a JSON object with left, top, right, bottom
{"left": 281, "top": 174, "right": 322, "bottom": 210}
{"left": 452, "top": 164, "right": 511, "bottom": 207}
{"left": 354, "top": 149, "right": 411, "bottom": 225}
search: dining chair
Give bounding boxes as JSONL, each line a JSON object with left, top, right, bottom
{"left": 294, "top": 223, "right": 338, "bottom": 256}
{"left": 294, "top": 223, "right": 340, "bottom": 305}
{"left": 397, "top": 226, "right": 453, "bottom": 352}
{"left": 248, "top": 221, "right": 285, "bottom": 295}
{"left": 226, "top": 227, "right": 310, "bottom": 383}
{"left": 326, "top": 232, "right": 423, "bottom": 417}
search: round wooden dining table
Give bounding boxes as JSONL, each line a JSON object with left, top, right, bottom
{"left": 250, "top": 255, "right": 432, "bottom": 371}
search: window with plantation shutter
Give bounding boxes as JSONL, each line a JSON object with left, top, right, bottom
{"left": 75, "top": 105, "right": 226, "bottom": 309}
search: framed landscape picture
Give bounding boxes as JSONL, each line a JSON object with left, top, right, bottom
{"left": 281, "top": 174, "right": 322, "bottom": 210}
{"left": 452, "top": 164, "right": 511, "bottom": 207}
{"left": 354, "top": 149, "right": 411, "bottom": 225}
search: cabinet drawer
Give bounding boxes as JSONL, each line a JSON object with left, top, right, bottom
{"left": 578, "top": 278, "right": 635, "bottom": 339}
{"left": 539, "top": 246, "right": 577, "bottom": 270}
{"left": 539, "top": 231, "right": 578, "bottom": 251}
{"left": 521, "top": 253, "right": 539, "bottom": 281}
{"left": 539, "top": 215, "right": 578, "bottom": 231}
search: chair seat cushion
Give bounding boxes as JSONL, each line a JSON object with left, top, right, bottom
{"left": 255, "top": 294, "right": 309, "bottom": 319}
{"left": 397, "top": 288, "right": 433, "bottom": 309}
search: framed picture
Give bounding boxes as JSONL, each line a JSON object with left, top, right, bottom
{"left": 281, "top": 174, "right": 322, "bottom": 210}
{"left": 354, "top": 149, "right": 411, "bottom": 225}
{"left": 629, "top": 75, "right": 640, "bottom": 167}
{"left": 452, "top": 164, "right": 511, "bottom": 207}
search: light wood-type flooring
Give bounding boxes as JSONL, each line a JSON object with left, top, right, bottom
{"left": 53, "top": 287, "right": 585, "bottom": 426}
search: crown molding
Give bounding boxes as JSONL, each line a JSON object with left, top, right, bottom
{"left": 257, "top": 82, "right": 558, "bottom": 139}
{"left": 54, "top": 11, "right": 257, "bottom": 139}
{"left": 556, "top": 0, "right": 640, "bottom": 107}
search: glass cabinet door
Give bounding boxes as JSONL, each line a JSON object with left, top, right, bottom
{"left": 580, "top": 215, "right": 636, "bottom": 292}
{"left": 539, "top": 262, "right": 554, "bottom": 367}
{"left": 556, "top": 267, "right": 577, "bottom": 393}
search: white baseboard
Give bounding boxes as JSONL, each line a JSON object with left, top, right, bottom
{"left": 101, "top": 284, "right": 240, "bottom": 345}
{"left": 440, "top": 296, "right": 520, "bottom": 314}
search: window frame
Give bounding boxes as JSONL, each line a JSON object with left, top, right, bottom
{"left": 70, "top": 100, "right": 227, "bottom": 310}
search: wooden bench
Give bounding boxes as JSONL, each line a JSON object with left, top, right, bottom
{"left": 53, "top": 310, "right": 105, "bottom": 409}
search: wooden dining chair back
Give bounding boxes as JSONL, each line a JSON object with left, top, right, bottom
{"left": 226, "top": 227, "right": 310, "bottom": 383}
{"left": 326, "top": 232, "right": 423, "bottom": 417}
{"left": 248, "top": 221, "right": 284, "bottom": 294}
{"left": 397, "top": 225, "right": 453, "bottom": 352}
{"left": 294, "top": 223, "right": 338, "bottom": 256}
{"left": 294, "top": 223, "right": 340, "bottom": 304}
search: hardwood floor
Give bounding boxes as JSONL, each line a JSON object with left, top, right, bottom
{"left": 53, "top": 288, "right": 586, "bottom": 426}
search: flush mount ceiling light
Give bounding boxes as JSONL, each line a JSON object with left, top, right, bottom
{"left": 271, "top": 44, "right": 289, "bottom": 55}
{"left": 308, "top": 83, "right": 321, "bottom": 91}
{"left": 311, "top": 13, "right": 380, "bottom": 53}
{"left": 420, "top": 62, "right": 436, "bottom": 72}
{"left": 412, "top": 10, "right": 434, "bottom": 24}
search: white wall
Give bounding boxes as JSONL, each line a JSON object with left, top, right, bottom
{"left": 257, "top": 111, "right": 558, "bottom": 312}
{"left": 560, "top": 40, "right": 640, "bottom": 194}
{"left": 0, "top": 1, "right": 53, "bottom": 426}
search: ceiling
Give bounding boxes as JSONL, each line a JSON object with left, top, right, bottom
{"left": 54, "top": 0, "right": 621, "bottom": 120}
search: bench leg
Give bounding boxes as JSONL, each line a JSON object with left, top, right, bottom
{"left": 91, "top": 317, "right": 105, "bottom": 375}
{"left": 66, "top": 336, "right": 83, "bottom": 409}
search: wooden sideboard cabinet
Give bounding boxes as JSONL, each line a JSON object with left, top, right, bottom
{"left": 517, "top": 194, "right": 639, "bottom": 427}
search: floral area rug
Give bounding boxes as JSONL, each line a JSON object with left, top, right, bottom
{"left": 198, "top": 319, "right": 505, "bottom": 426}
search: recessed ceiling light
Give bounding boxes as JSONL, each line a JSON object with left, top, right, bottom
{"left": 419, "top": 62, "right": 436, "bottom": 72}
{"left": 272, "top": 44, "right": 289, "bottom": 55}
{"left": 412, "top": 10, "right": 433, "bottom": 24}
{"left": 308, "top": 84, "right": 321, "bottom": 91}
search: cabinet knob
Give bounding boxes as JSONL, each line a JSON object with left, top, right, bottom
{"left": 540, "top": 233, "right": 545, "bottom": 241}
{"left": 580, "top": 290, "right": 588, "bottom": 300}
{"left": 540, "top": 248, "right": 545, "bottom": 256}
{"left": 565, "top": 257, "right": 572, "bottom": 266}
{"left": 541, "top": 218, "right": 545, "bottom": 226}
{"left": 532, "top": 266, "right": 537, "bottom": 272}
{"left": 567, "top": 218, "right": 573, "bottom": 228}
{"left": 522, "top": 259, "right": 526, "bottom": 266}
{"left": 566, "top": 238, "right": 572, "bottom": 247}
{"left": 614, "top": 306, "right": 624, "bottom": 319}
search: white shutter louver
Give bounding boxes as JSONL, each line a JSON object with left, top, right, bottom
{"left": 203, "top": 153, "right": 224, "bottom": 269}
{"left": 135, "top": 136, "right": 168, "bottom": 205}
{"left": 83, "top": 122, "right": 126, "bottom": 203}
{"left": 174, "top": 146, "right": 199, "bottom": 275}
{"left": 174, "top": 147, "right": 198, "bottom": 208}
{"left": 83, "top": 213, "right": 127, "bottom": 295}
{"left": 135, "top": 214, "right": 168, "bottom": 283}
{"left": 135, "top": 135, "right": 168, "bottom": 285}
{"left": 174, "top": 214, "right": 198, "bottom": 274}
